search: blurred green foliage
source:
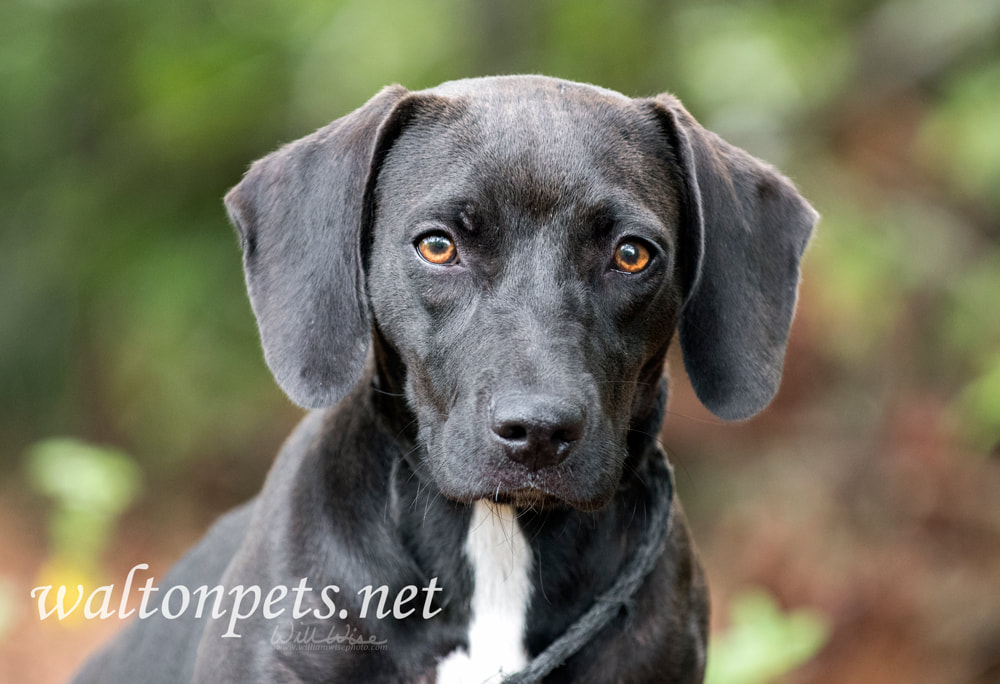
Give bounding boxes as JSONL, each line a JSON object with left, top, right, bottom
{"left": 3, "top": 0, "right": 998, "bottom": 476}
{"left": 705, "top": 589, "right": 829, "bottom": 684}
{"left": 958, "top": 351, "right": 1000, "bottom": 451}
{"left": 0, "top": 579, "right": 12, "bottom": 641}
{"left": 25, "top": 438, "right": 141, "bottom": 578}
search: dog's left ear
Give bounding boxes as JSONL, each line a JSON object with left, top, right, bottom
{"left": 225, "top": 85, "right": 413, "bottom": 408}
{"left": 649, "top": 94, "right": 818, "bottom": 421}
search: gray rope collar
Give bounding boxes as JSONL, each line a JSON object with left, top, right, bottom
{"left": 502, "top": 455, "right": 676, "bottom": 683}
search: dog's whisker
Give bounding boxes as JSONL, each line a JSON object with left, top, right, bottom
{"left": 371, "top": 386, "right": 408, "bottom": 398}
{"left": 534, "top": 548, "right": 552, "bottom": 606}
{"left": 392, "top": 416, "right": 422, "bottom": 444}
{"left": 660, "top": 440, "right": 696, "bottom": 490}
{"left": 661, "top": 409, "right": 727, "bottom": 426}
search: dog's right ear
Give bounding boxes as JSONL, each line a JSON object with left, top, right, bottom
{"left": 225, "top": 85, "right": 411, "bottom": 408}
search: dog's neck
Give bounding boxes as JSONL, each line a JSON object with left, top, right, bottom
{"left": 369, "top": 328, "right": 418, "bottom": 443}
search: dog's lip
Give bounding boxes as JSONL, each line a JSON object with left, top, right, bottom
{"left": 440, "top": 482, "right": 611, "bottom": 512}
{"left": 492, "top": 488, "right": 611, "bottom": 512}
{"left": 490, "top": 487, "right": 563, "bottom": 509}
{"left": 439, "top": 483, "right": 559, "bottom": 507}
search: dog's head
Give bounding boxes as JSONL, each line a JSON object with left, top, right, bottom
{"left": 225, "top": 76, "right": 817, "bottom": 511}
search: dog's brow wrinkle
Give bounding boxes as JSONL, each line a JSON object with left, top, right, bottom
{"left": 458, "top": 207, "right": 475, "bottom": 233}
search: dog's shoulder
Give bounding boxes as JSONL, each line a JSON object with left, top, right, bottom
{"left": 72, "top": 500, "right": 256, "bottom": 684}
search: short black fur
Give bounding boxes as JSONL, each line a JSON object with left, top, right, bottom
{"left": 73, "top": 75, "right": 816, "bottom": 684}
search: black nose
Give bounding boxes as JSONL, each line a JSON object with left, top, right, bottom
{"left": 490, "top": 394, "right": 586, "bottom": 470}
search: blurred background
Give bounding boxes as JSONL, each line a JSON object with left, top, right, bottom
{"left": 2, "top": 0, "right": 999, "bottom": 681}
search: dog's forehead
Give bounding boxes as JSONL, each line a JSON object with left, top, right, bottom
{"left": 419, "top": 76, "right": 641, "bottom": 156}
{"left": 379, "top": 76, "right": 674, "bottom": 230}
{"left": 424, "top": 75, "right": 630, "bottom": 102}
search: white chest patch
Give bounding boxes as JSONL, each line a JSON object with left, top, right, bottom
{"left": 435, "top": 501, "right": 533, "bottom": 684}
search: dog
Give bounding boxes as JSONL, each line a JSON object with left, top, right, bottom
{"left": 72, "top": 75, "right": 816, "bottom": 683}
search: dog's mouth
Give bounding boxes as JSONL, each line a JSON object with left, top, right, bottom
{"left": 447, "top": 485, "right": 603, "bottom": 512}
{"left": 486, "top": 487, "right": 564, "bottom": 510}
{"left": 427, "top": 456, "right": 622, "bottom": 513}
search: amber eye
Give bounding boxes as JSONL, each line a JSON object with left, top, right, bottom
{"left": 612, "top": 240, "right": 652, "bottom": 273}
{"left": 416, "top": 233, "right": 458, "bottom": 265}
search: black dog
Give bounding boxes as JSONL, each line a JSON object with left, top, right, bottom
{"left": 73, "top": 75, "right": 816, "bottom": 683}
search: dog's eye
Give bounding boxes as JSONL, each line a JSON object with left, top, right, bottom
{"left": 416, "top": 233, "right": 458, "bottom": 265}
{"left": 611, "top": 240, "right": 652, "bottom": 274}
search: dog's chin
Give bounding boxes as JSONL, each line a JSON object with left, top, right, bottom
{"left": 498, "top": 488, "right": 616, "bottom": 512}
{"left": 430, "top": 461, "right": 621, "bottom": 512}
{"left": 486, "top": 488, "right": 566, "bottom": 510}
{"left": 439, "top": 485, "right": 614, "bottom": 512}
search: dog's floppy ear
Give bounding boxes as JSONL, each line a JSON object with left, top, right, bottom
{"left": 650, "top": 94, "right": 818, "bottom": 421}
{"left": 225, "top": 85, "right": 410, "bottom": 408}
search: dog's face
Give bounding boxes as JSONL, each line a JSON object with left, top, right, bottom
{"left": 225, "top": 76, "right": 817, "bottom": 511}
{"left": 367, "top": 84, "right": 684, "bottom": 508}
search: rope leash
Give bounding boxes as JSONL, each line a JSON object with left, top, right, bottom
{"left": 502, "top": 455, "right": 675, "bottom": 684}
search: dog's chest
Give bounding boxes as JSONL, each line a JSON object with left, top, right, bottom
{"left": 435, "top": 501, "right": 533, "bottom": 683}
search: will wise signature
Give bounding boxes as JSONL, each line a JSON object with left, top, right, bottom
{"left": 270, "top": 620, "right": 388, "bottom": 647}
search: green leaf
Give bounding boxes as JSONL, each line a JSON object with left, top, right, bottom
{"left": 25, "top": 437, "right": 141, "bottom": 515}
{"left": 705, "top": 589, "right": 829, "bottom": 684}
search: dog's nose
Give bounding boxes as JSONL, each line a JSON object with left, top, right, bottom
{"left": 490, "top": 394, "right": 585, "bottom": 470}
